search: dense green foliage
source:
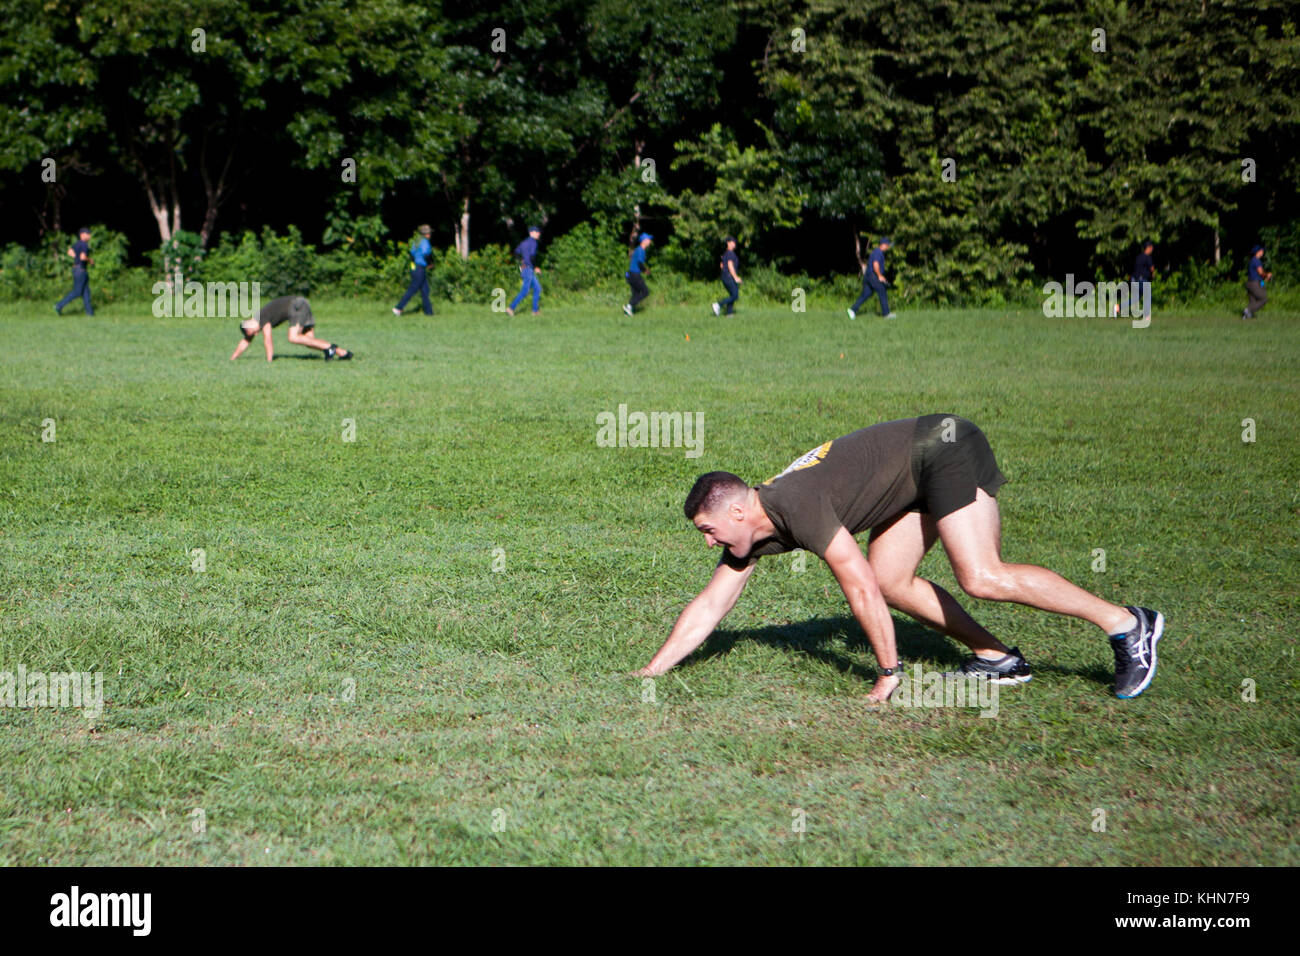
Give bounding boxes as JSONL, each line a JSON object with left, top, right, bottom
{"left": 2, "top": 0, "right": 1297, "bottom": 301}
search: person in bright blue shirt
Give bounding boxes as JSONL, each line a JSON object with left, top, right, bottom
{"left": 624, "top": 233, "right": 653, "bottom": 315}
{"left": 54, "top": 227, "right": 94, "bottom": 316}
{"left": 507, "top": 226, "right": 543, "bottom": 316}
{"left": 848, "top": 238, "right": 896, "bottom": 320}
{"left": 1243, "top": 244, "right": 1272, "bottom": 320}
{"left": 393, "top": 224, "right": 434, "bottom": 316}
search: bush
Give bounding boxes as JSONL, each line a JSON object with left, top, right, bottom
{"left": 201, "top": 226, "right": 317, "bottom": 298}
{"left": 543, "top": 223, "right": 627, "bottom": 292}
{"left": 317, "top": 247, "right": 398, "bottom": 298}
{"left": 427, "top": 244, "right": 515, "bottom": 304}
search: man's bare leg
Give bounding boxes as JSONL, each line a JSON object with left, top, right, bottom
{"left": 935, "top": 489, "right": 1135, "bottom": 635}
{"left": 287, "top": 327, "right": 333, "bottom": 351}
{"left": 868, "top": 510, "right": 1010, "bottom": 658}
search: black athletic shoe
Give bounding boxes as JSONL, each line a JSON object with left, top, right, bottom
{"left": 953, "top": 646, "right": 1032, "bottom": 685}
{"left": 1111, "top": 606, "right": 1163, "bottom": 699}
{"left": 337, "top": 348, "right": 353, "bottom": 360}
{"left": 324, "top": 345, "right": 337, "bottom": 361}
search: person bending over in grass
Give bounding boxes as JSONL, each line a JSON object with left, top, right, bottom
{"left": 635, "top": 414, "right": 1163, "bottom": 703}
{"left": 230, "top": 295, "right": 353, "bottom": 362}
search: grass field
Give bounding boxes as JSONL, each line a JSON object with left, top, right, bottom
{"left": 1, "top": 298, "right": 1297, "bottom": 865}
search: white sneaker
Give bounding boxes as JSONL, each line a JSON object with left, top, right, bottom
{"left": 847, "top": 308, "right": 856, "bottom": 320}
{"left": 623, "top": 303, "right": 633, "bottom": 316}
{"left": 712, "top": 302, "right": 721, "bottom": 316}
{"left": 391, "top": 308, "right": 401, "bottom": 315}
{"left": 884, "top": 312, "right": 898, "bottom": 319}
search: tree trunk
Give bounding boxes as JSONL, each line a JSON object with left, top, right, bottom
{"left": 629, "top": 139, "right": 645, "bottom": 247}
{"left": 454, "top": 193, "right": 471, "bottom": 260}
{"left": 132, "top": 125, "right": 184, "bottom": 285}
{"left": 199, "top": 124, "right": 237, "bottom": 251}
{"left": 1213, "top": 228, "right": 1220, "bottom": 265}
{"left": 853, "top": 225, "right": 864, "bottom": 272}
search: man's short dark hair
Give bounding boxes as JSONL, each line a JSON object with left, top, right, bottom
{"left": 684, "top": 471, "right": 749, "bottom": 520}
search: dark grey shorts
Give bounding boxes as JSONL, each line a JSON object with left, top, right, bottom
{"left": 910, "top": 414, "right": 1007, "bottom": 521}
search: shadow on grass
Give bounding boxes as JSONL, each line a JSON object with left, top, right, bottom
{"left": 692, "top": 615, "right": 1111, "bottom": 687}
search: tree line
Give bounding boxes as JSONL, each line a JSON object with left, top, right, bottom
{"left": 2, "top": 0, "right": 1297, "bottom": 302}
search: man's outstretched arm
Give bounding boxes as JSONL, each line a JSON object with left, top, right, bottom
{"left": 822, "top": 526, "right": 900, "bottom": 702}
{"left": 636, "top": 558, "right": 756, "bottom": 676}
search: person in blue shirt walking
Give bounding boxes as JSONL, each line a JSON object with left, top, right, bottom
{"left": 507, "top": 226, "right": 543, "bottom": 316}
{"left": 848, "top": 238, "right": 896, "bottom": 320}
{"left": 1117, "top": 239, "right": 1156, "bottom": 318}
{"left": 54, "top": 226, "right": 94, "bottom": 315}
{"left": 712, "top": 236, "right": 741, "bottom": 316}
{"left": 624, "top": 233, "right": 653, "bottom": 315}
{"left": 393, "top": 224, "right": 434, "bottom": 316}
{"left": 1243, "top": 244, "right": 1272, "bottom": 320}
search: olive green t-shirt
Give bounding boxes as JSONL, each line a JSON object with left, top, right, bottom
{"left": 721, "top": 417, "right": 924, "bottom": 568}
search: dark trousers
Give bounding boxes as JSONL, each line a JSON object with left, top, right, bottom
{"left": 55, "top": 269, "right": 93, "bottom": 315}
{"left": 626, "top": 273, "right": 649, "bottom": 310}
{"left": 852, "top": 274, "right": 888, "bottom": 315}
{"left": 1245, "top": 280, "right": 1267, "bottom": 317}
{"left": 509, "top": 266, "right": 541, "bottom": 312}
{"left": 717, "top": 273, "right": 739, "bottom": 314}
{"left": 1130, "top": 277, "right": 1151, "bottom": 316}
{"left": 396, "top": 265, "right": 433, "bottom": 314}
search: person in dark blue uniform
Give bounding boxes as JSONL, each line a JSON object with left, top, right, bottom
{"left": 1128, "top": 239, "right": 1155, "bottom": 317}
{"left": 1243, "top": 244, "right": 1272, "bottom": 320}
{"left": 624, "top": 233, "right": 653, "bottom": 315}
{"left": 54, "top": 227, "right": 94, "bottom": 315}
{"left": 848, "top": 238, "right": 895, "bottom": 320}
{"left": 712, "top": 237, "right": 741, "bottom": 316}
{"left": 507, "top": 226, "right": 543, "bottom": 316}
{"left": 393, "top": 224, "right": 434, "bottom": 316}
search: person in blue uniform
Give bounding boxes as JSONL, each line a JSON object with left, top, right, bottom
{"left": 393, "top": 224, "right": 434, "bottom": 316}
{"left": 712, "top": 237, "right": 741, "bottom": 316}
{"left": 848, "top": 238, "right": 895, "bottom": 320}
{"left": 1243, "top": 245, "right": 1272, "bottom": 320}
{"left": 624, "top": 233, "right": 653, "bottom": 315}
{"left": 507, "top": 226, "right": 543, "bottom": 316}
{"left": 54, "top": 227, "right": 94, "bottom": 316}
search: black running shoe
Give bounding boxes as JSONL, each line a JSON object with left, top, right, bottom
{"left": 324, "top": 344, "right": 337, "bottom": 361}
{"left": 337, "top": 347, "right": 353, "bottom": 360}
{"left": 1111, "top": 606, "right": 1163, "bottom": 699}
{"left": 953, "top": 646, "right": 1032, "bottom": 685}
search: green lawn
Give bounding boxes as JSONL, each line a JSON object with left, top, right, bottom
{"left": 1, "top": 299, "right": 1296, "bottom": 865}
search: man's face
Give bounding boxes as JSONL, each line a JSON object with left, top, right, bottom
{"left": 692, "top": 497, "right": 755, "bottom": 557}
{"left": 530, "top": 230, "right": 540, "bottom": 239}
{"left": 79, "top": 231, "right": 90, "bottom": 240}
{"left": 641, "top": 238, "right": 652, "bottom": 249}
{"left": 1144, "top": 244, "right": 1153, "bottom": 253}
{"left": 1256, "top": 249, "right": 1265, "bottom": 259}
{"left": 726, "top": 240, "right": 736, "bottom": 250}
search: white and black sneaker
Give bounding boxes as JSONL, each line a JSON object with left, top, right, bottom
{"left": 1111, "top": 606, "right": 1163, "bottom": 699}
{"left": 953, "top": 646, "right": 1032, "bottom": 685}
{"left": 623, "top": 303, "right": 633, "bottom": 316}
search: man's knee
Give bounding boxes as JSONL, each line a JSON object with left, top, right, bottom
{"left": 875, "top": 575, "right": 912, "bottom": 607}
{"left": 955, "top": 564, "right": 1008, "bottom": 601}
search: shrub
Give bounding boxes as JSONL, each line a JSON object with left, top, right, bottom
{"left": 543, "top": 223, "right": 627, "bottom": 292}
